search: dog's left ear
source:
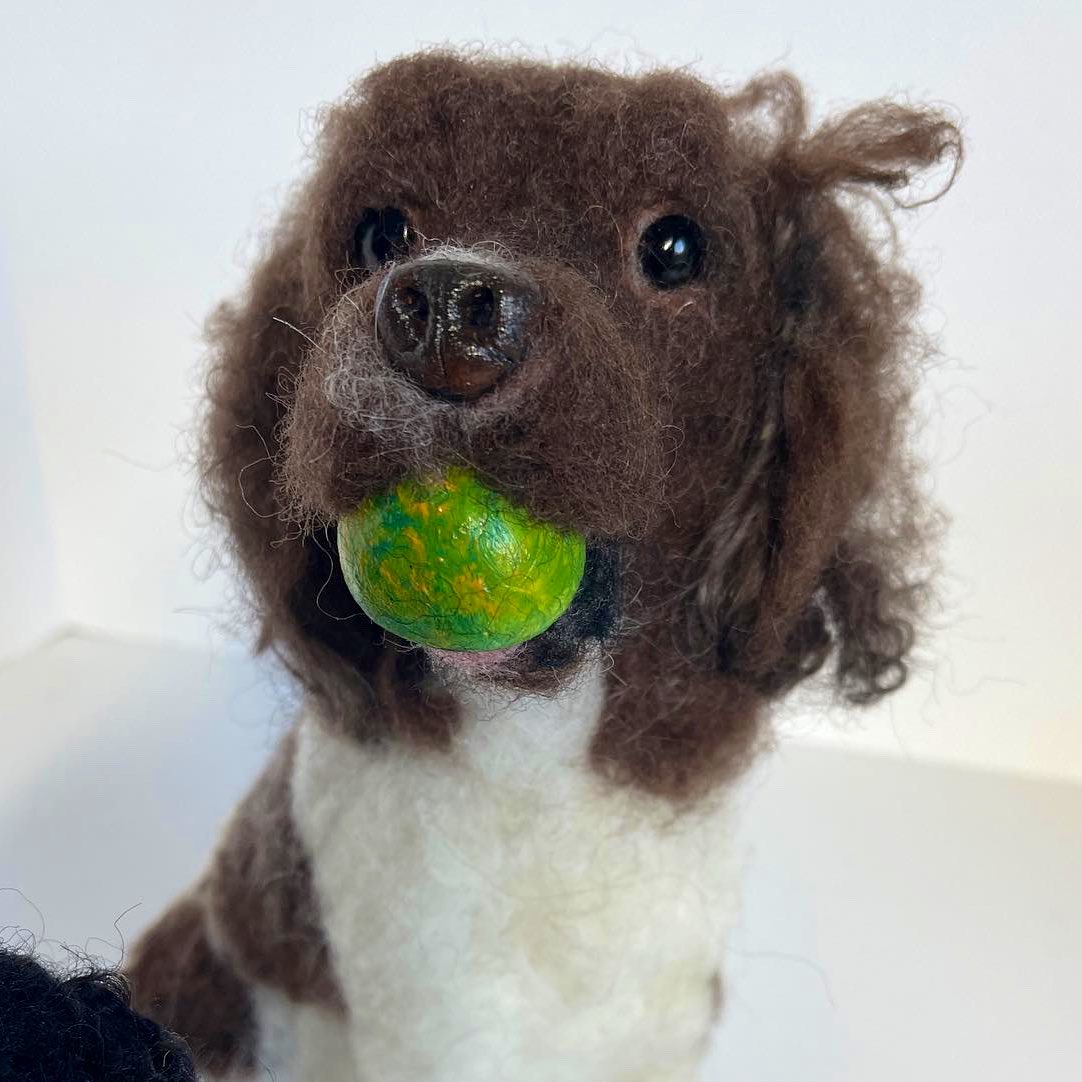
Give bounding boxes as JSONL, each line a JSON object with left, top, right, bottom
{"left": 692, "top": 88, "right": 962, "bottom": 704}
{"left": 795, "top": 97, "right": 962, "bottom": 203}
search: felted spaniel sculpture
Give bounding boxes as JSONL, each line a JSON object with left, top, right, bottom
{"left": 127, "top": 51, "right": 960, "bottom": 1081}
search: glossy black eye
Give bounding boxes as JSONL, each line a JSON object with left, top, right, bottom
{"left": 638, "top": 215, "right": 706, "bottom": 289}
{"left": 351, "top": 207, "right": 412, "bottom": 271}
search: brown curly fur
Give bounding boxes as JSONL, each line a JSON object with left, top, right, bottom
{"left": 201, "top": 51, "right": 960, "bottom": 802}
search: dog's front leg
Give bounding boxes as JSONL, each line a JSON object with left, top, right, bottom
{"left": 127, "top": 730, "right": 353, "bottom": 1080}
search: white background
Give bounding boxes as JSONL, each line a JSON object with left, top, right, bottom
{"left": 2, "top": 0, "right": 1080, "bottom": 780}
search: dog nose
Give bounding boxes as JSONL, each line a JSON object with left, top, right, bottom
{"left": 376, "top": 258, "right": 538, "bottom": 400}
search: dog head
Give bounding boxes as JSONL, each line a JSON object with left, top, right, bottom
{"left": 203, "top": 52, "right": 960, "bottom": 798}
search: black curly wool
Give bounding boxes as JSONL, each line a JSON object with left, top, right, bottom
{"left": 0, "top": 949, "right": 195, "bottom": 1082}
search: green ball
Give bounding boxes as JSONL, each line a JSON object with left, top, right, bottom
{"left": 337, "top": 468, "right": 587, "bottom": 652}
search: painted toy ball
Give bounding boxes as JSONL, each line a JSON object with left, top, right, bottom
{"left": 336, "top": 468, "right": 587, "bottom": 652}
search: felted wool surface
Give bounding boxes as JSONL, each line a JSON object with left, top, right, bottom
{"left": 0, "top": 948, "right": 195, "bottom": 1081}
{"left": 285, "top": 660, "right": 737, "bottom": 1082}
{"left": 199, "top": 50, "right": 961, "bottom": 801}
{"left": 115, "top": 49, "right": 962, "bottom": 1081}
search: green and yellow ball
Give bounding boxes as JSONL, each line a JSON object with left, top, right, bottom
{"left": 336, "top": 468, "right": 586, "bottom": 652}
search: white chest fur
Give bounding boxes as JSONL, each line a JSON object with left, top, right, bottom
{"left": 290, "top": 662, "right": 737, "bottom": 1082}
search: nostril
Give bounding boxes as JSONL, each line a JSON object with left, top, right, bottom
{"left": 461, "top": 284, "right": 496, "bottom": 329}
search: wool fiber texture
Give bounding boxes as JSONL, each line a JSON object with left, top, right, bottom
{"left": 0, "top": 948, "right": 195, "bottom": 1081}
{"left": 201, "top": 51, "right": 960, "bottom": 800}
{"left": 125, "top": 50, "right": 962, "bottom": 1079}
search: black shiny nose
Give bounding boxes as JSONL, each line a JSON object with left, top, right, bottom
{"left": 376, "top": 258, "right": 538, "bottom": 400}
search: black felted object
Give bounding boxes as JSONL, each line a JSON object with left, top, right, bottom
{"left": 0, "top": 948, "right": 195, "bottom": 1082}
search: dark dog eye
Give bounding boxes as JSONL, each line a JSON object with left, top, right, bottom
{"left": 351, "top": 208, "right": 412, "bottom": 271}
{"left": 638, "top": 215, "right": 706, "bottom": 289}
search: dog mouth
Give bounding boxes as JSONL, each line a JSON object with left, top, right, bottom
{"left": 426, "top": 643, "right": 522, "bottom": 674}
{"left": 327, "top": 460, "right": 626, "bottom": 684}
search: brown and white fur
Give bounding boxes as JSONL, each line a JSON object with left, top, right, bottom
{"left": 126, "top": 51, "right": 960, "bottom": 1080}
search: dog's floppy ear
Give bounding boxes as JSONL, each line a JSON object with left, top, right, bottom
{"left": 797, "top": 98, "right": 963, "bottom": 204}
{"left": 201, "top": 227, "right": 398, "bottom": 723}
{"left": 692, "top": 88, "right": 961, "bottom": 704}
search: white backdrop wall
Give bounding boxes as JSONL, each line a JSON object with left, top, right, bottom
{"left": 0, "top": 248, "right": 58, "bottom": 657}
{"left": 2, "top": 1, "right": 1079, "bottom": 779}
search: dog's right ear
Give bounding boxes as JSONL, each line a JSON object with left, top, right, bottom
{"left": 201, "top": 228, "right": 409, "bottom": 727}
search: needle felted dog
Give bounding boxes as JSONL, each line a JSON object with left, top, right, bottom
{"left": 126, "top": 51, "right": 960, "bottom": 1081}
